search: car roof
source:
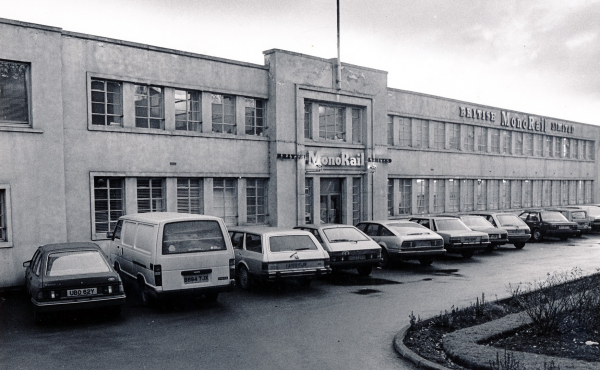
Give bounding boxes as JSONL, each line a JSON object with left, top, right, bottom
{"left": 119, "top": 212, "right": 223, "bottom": 224}
{"left": 228, "top": 226, "right": 313, "bottom": 236}
{"left": 411, "top": 215, "right": 459, "bottom": 220}
{"left": 39, "top": 242, "right": 102, "bottom": 253}
{"left": 360, "top": 220, "right": 417, "bottom": 225}
{"left": 296, "top": 224, "right": 357, "bottom": 229}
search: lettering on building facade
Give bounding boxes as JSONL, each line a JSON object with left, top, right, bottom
{"left": 306, "top": 151, "right": 364, "bottom": 167}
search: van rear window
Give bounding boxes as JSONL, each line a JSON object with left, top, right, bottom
{"left": 162, "top": 221, "right": 227, "bottom": 255}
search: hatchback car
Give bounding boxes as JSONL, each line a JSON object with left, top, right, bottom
{"left": 228, "top": 226, "right": 331, "bottom": 290}
{"left": 457, "top": 215, "right": 508, "bottom": 251}
{"left": 23, "top": 242, "right": 126, "bottom": 323}
{"left": 469, "top": 212, "right": 531, "bottom": 249}
{"left": 572, "top": 206, "right": 600, "bottom": 232}
{"left": 545, "top": 207, "right": 590, "bottom": 236}
{"left": 355, "top": 220, "right": 445, "bottom": 266}
{"left": 518, "top": 209, "right": 578, "bottom": 242}
{"left": 409, "top": 216, "right": 490, "bottom": 258}
{"left": 293, "top": 224, "right": 381, "bottom": 276}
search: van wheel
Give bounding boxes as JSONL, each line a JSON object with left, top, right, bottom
{"left": 138, "top": 279, "right": 151, "bottom": 307}
{"left": 514, "top": 242, "right": 526, "bottom": 249}
{"left": 238, "top": 266, "right": 252, "bottom": 291}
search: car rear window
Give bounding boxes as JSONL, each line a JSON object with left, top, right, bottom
{"left": 540, "top": 211, "right": 569, "bottom": 222}
{"left": 162, "top": 220, "right": 227, "bottom": 254}
{"left": 323, "top": 227, "right": 369, "bottom": 242}
{"left": 269, "top": 235, "right": 319, "bottom": 252}
{"left": 461, "top": 216, "right": 493, "bottom": 228}
{"left": 497, "top": 214, "right": 527, "bottom": 226}
{"left": 46, "top": 250, "right": 110, "bottom": 277}
{"left": 571, "top": 211, "right": 587, "bottom": 220}
{"left": 435, "top": 219, "right": 470, "bottom": 231}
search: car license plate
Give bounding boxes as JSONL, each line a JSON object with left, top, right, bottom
{"left": 285, "top": 262, "right": 308, "bottom": 269}
{"left": 184, "top": 274, "right": 209, "bottom": 284}
{"left": 348, "top": 255, "right": 366, "bottom": 261}
{"left": 559, "top": 226, "right": 570, "bottom": 229}
{"left": 463, "top": 237, "right": 478, "bottom": 243}
{"left": 67, "top": 288, "right": 97, "bottom": 297}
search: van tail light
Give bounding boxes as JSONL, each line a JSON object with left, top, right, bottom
{"left": 154, "top": 264, "right": 162, "bottom": 286}
{"left": 229, "top": 259, "right": 235, "bottom": 279}
{"left": 262, "top": 262, "right": 269, "bottom": 271}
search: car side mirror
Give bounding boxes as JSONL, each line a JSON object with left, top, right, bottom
{"left": 23, "top": 261, "right": 31, "bottom": 268}
{"left": 106, "top": 232, "right": 114, "bottom": 239}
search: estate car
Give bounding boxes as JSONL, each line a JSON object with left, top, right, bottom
{"left": 518, "top": 209, "right": 578, "bottom": 242}
{"left": 469, "top": 212, "right": 531, "bottom": 249}
{"left": 545, "top": 207, "right": 590, "bottom": 236}
{"left": 457, "top": 215, "right": 508, "bottom": 251}
{"left": 294, "top": 224, "right": 381, "bottom": 276}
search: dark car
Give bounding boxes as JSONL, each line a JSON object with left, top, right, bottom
{"left": 457, "top": 215, "right": 508, "bottom": 251}
{"left": 409, "top": 216, "right": 490, "bottom": 258}
{"left": 23, "top": 242, "right": 126, "bottom": 323}
{"left": 545, "top": 207, "right": 590, "bottom": 236}
{"left": 574, "top": 206, "right": 600, "bottom": 232}
{"left": 469, "top": 212, "right": 531, "bottom": 249}
{"left": 518, "top": 210, "right": 578, "bottom": 242}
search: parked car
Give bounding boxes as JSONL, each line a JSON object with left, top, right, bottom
{"left": 573, "top": 206, "right": 600, "bottom": 232}
{"left": 108, "top": 212, "right": 235, "bottom": 304}
{"left": 544, "top": 207, "right": 590, "bottom": 236}
{"left": 469, "top": 212, "right": 531, "bottom": 249}
{"left": 518, "top": 209, "right": 578, "bottom": 242}
{"left": 293, "top": 224, "right": 381, "bottom": 276}
{"left": 408, "top": 216, "right": 490, "bottom": 258}
{"left": 355, "top": 220, "right": 445, "bottom": 266}
{"left": 457, "top": 215, "right": 508, "bottom": 251}
{"left": 23, "top": 242, "right": 126, "bottom": 323}
{"left": 228, "top": 226, "right": 331, "bottom": 290}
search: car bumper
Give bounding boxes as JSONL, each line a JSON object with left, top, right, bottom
{"left": 489, "top": 237, "right": 509, "bottom": 246}
{"left": 32, "top": 294, "right": 126, "bottom": 313}
{"left": 544, "top": 229, "right": 578, "bottom": 238}
{"left": 445, "top": 242, "right": 489, "bottom": 253}
{"left": 389, "top": 249, "right": 446, "bottom": 260}
{"left": 329, "top": 259, "right": 381, "bottom": 269}
{"left": 150, "top": 280, "right": 236, "bottom": 299}
{"left": 507, "top": 235, "right": 531, "bottom": 243}
{"left": 259, "top": 267, "right": 331, "bottom": 281}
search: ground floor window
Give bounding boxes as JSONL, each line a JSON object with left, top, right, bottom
{"left": 416, "top": 179, "right": 429, "bottom": 214}
{"left": 137, "top": 178, "right": 165, "bottom": 213}
{"left": 246, "top": 179, "right": 267, "bottom": 224}
{"left": 0, "top": 189, "right": 6, "bottom": 242}
{"left": 398, "top": 179, "right": 412, "bottom": 215}
{"left": 213, "top": 178, "right": 237, "bottom": 226}
{"left": 387, "top": 179, "right": 394, "bottom": 216}
{"left": 477, "top": 180, "right": 487, "bottom": 210}
{"left": 177, "top": 178, "right": 203, "bottom": 214}
{"left": 462, "top": 180, "right": 474, "bottom": 211}
{"left": 305, "top": 178, "right": 314, "bottom": 224}
{"left": 352, "top": 178, "right": 361, "bottom": 225}
{"left": 432, "top": 179, "right": 445, "bottom": 213}
{"left": 320, "top": 178, "right": 343, "bottom": 224}
{"left": 447, "top": 179, "right": 460, "bottom": 212}
{"left": 93, "top": 177, "right": 124, "bottom": 235}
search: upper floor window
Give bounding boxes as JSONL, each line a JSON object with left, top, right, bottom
{"left": 476, "top": 127, "right": 487, "bottom": 152}
{"left": 490, "top": 129, "right": 500, "bottom": 153}
{"left": 571, "top": 139, "right": 579, "bottom": 159}
{"left": 91, "top": 79, "right": 123, "bottom": 126}
{"left": 433, "top": 122, "right": 445, "bottom": 150}
{"left": 414, "top": 119, "right": 429, "bottom": 149}
{"left": 524, "top": 133, "right": 533, "bottom": 156}
{"left": 464, "top": 125, "right": 474, "bottom": 152}
{"left": 534, "top": 134, "right": 543, "bottom": 156}
{"left": 449, "top": 123, "right": 460, "bottom": 150}
{"left": 175, "top": 90, "right": 202, "bottom": 132}
{"left": 304, "top": 102, "right": 312, "bottom": 139}
{"left": 319, "top": 105, "right": 345, "bottom": 140}
{"left": 545, "top": 136, "right": 553, "bottom": 157}
{"left": 0, "top": 60, "right": 29, "bottom": 125}
{"left": 387, "top": 116, "right": 394, "bottom": 145}
{"left": 399, "top": 117, "right": 411, "bottom": 147}
{"left": 0, "top": 189, "right": 6, "bottom": 242}
{"left": 514, "top": 132, "right": 523, "bottom": 155}
{"left": 135, "top": 85, "right": 164, "bottom": 129}
{"left": 502, "top": 130, "right": 511, "bottom": 154}
{"left": 212, "top": 94, "right": 236, "bottom": 134}
{"left": 245, "top": 98, "right": 265, "bottom": 136}
{"left": 352, "top": 108, "right": 362, "bottom": 143}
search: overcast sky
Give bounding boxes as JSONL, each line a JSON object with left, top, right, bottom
{"left": 3, "top": 0, "right": 600, "bottom": 125}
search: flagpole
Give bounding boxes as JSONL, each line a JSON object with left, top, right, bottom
{"left": 337, "top": 0, "right": 342, "bottom": 90}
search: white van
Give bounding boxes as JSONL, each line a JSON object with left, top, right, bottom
{"left": 107, "top": 212, "right": 235, "bottom": 304}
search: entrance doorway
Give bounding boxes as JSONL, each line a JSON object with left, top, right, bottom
{"left": 320, "top": 178, "right": 343, "bottom": 224}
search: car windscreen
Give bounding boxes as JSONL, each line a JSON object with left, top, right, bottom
{"left": 435, "top": 219, "right": 470, "bottom": 231}
{"left": 323, "top": 227, "right": 369, "bottom": 242}
{"left": 387, "top": 222, "right": 429, "bottom": 233}
{"left": 496, "top": 214, "right": 527, "bottom": 227}
{"left": 461, "top": 217, "right": 493, "bottom": 228}
{"left": 571, "top": 211, "right": 587, "bottom": 220}
{"left": 46, "top": 250, "right": 110, "bottom": 277}
{"left": 162, "top": 220, "right": 226, "bottom": 254}
{"left": 269, "top": 235, "right": 319, "bottom": 252}
{"left": 540, "top": 211, "right": 569, "bottom": 222}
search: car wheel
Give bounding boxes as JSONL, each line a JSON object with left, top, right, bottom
{"left": 138, "top": 279, "right": 152, "bottom": 307}
{"left": 238, "top": 266, "right": 252, "bottom": 291}
{"left": 560, "top": 236, "right": 568, "bottom": 241}
{"left": 379, "top": 248, "right": 390, "bottom": 268}
{"left": 204, "top": 292, "right": 219, "bottom": 302}
{"left": 357, "top": 266, "right": 372, "bottom": 276}
{"left": 532, "top": 229, "right": 543, "bottom": 242}
{"left": 514, "top": 242, "right": 526, "bottom": 249}
{"left": 486, "top": 244, "right": 496, "bottom": 252}
{"left": 461, "top": 251, "right": 473, "bottom": 258}
{"left": 419, "top": 259, "right": 433, "bottom": 266}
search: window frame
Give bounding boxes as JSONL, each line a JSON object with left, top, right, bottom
{"left": 174, "top": 89, "right": 202, "bottom": 132}
{"left": 91, "top": 79, "right": 123, "bottom": 127}
{"left": 246, "top": 178, "right": 268, "bottom": 225}
{"left": 92, "top": 177, "right": 124, "bottom": 239}
{"left": 177, "top": 178, "right": 204, "bottom": 214}
{"left": 134, "top": 84, "right": 164, "bottom": 129}
{"left": 211, "top": 94, "right": 236, "bottom": 134}
{"left": 244, "top": 98, "right": 265, "bottom": 136}
{"left": 0, "top": 60, "right": 31, "bottom": 127}
{"left": 137, "top": 178, "right": 165, "bottom": 213}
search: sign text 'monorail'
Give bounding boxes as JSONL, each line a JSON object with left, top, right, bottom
{"left": 306, "top": 151, "right": 364, "bottom": 166}
{"left": 459, "top": 106, "right": 575, "bottom": 134}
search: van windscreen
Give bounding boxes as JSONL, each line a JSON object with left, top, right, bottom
{"left": 162, "top": 221, "right": 227, "bottom": 255}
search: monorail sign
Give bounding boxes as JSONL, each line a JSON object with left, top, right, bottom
{"left": 459, "top": 106, "right": 575, "bottom": 134}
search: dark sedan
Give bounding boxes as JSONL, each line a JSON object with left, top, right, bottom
{"left": 518, "top": 210, "right": 578, "bottom": 242}
{"left": 23, "top": 242, "right": 126, "bottom": 323}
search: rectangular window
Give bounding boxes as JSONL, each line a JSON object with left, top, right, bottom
{"left": 432, "top": 179, "right": 445, "bottom": 213}
{"left": 569, "top": 180, "right": 577, "bottom": 205}
{"left": 587, "top": 141, "right": 595, "bottom": 160}
{"left": 585, "top": 181, "right": 593, "bottom": 203}
{"left": 577, "top": 180, "right": 584, "bottom": 204}
{"left": 532, "top": 180, "right": 542, "bottom": 207}
{"left": 304, "top": 102, "right": 312, "bottom": 139}
{"left": 534, "top": 135, "right": 543, "bottom": 156}
{"left": 502, "top": 131, "right": 511, "bottom": 154}
{"left": 571, "top": 139, "right": 579, "bottom": 159}
{"left": 578, "top": 140, "right": 584, "bottom": 160}
{"left": 177, "top": 178, "right": 203, "bottom": 214}
{"left": 0, "top": 60, "right": 29, "bottom": 125}
{"left": 137, "top": 178, "right": 165, "bottom": 213}
{"left": 212, "top": 94, "right": 236, "bottom": 134}
{"left": 319, "top": 105, "right": 345, "bottom": 140}
{"left": 464, "top": 125, "right": 474, "bottom": 151}
{"left": 94, "top": 177, "right": 124, "bottom": 235}
{"left": 563, "top": 138, "right": 571, "bottom": 158}
{"left": 500, "top": 180, "right": 511, "bottom": 209}
{"left": 514, "top": 132, "right": 523, "bottom": 155}
{"left": 352, "top": 108, "right": 362, "bottom": 143}
{"left": 416, "top": 179, "right": 429, "bottom": 214}
{"left": 511, "top": 180, "right": 522, "bottom": 208}
{"left": 476, "top": 127, "right": 488, "bottom": 152}
{"left": 245, "top": 98, "right": 265, "bottom": 136}
{"left": 542, "top": 180, "right": 552, "bottom": 207}
{"left": 555, "top": 137, "right": 562, "bottom": 158}
{"left": 447, "top": 179, "right": 460, "bottom": 212}
{"left": 398, "top": 179, "right": 412, "bottom": 215}
{"left": 91, "top": 79, "right": 122, "bottom": 126}
{"left": 552, "top": 180, "right": 561, "bottom": 206}
{"left": 246, "top": 179, "right": 267, "bottom": 224}
{"left": 477, "top": 180, "right": 487, "bottom": 210}
{"left": 305, "top": 178, "right": 314, "bottom": 223}
{"left": 522, "top": 180, "right": 532, "bottom": 207}
{"left": 399, "top": 117, "right": 411, "bottom": 147}
{"left": 0, "top": 190, "right": 6, "bottom": 242}
{"left": 352, "top": 178, "right": 361, "bottom": 225}
{"left": 490, "top": 129, "right": 500, "bottom": 153}
{"left": 462, "top": 180, "right": 474, "bottom": 211}
{"left": 433, "top": 122, "right": 445, "bottom": 150}
{"left": 387, "top": 115, "right": 394, "bottom": 145}
{"left": 213, "top": 178, "right": 237, "bottom": 226}
{"left": 545, "top": 136, "right": 553, "bottom": 157}
{"left": 414, "top": 119, "right": 429, "bottom": 148}
{"left": 175, "top": 90, "right": 202, "bottom": 131}
{"left": 524, "top": 133, "right": 533, "bottom": 156}
{"left": 135, "top": 85, "right": 164, "bottom": 129}
{"left": 449, "top": 123, "right": 460, "bottom": 150}
{"left": 387, "top": 179, "right": 394, "bottom": 216}
{"left": 488, "top": 180, "right": 499, "bottom": 210}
